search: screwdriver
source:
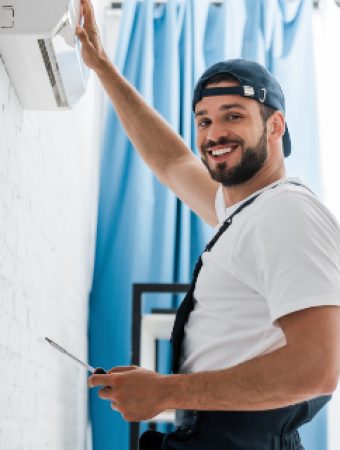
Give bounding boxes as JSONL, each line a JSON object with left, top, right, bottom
{"left": 45, "top": 337, "right": 107, "bottom": 374}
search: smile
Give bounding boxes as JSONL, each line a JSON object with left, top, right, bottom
{"left": 207, "top": 144, "right": 240, "bottom": 159}
{"left": 211, "top": 147, "right": 234, "bottom": 156}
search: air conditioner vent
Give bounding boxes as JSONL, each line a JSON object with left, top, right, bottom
{"left": 38, "top": 38, "right": 68, "bottom": 108}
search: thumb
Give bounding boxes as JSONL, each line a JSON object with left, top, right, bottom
{"left": 108, "top": 365, "right": 139, "bottom": 374}
{"left": 76, "top": 26, "right": 91, "bottom": 46}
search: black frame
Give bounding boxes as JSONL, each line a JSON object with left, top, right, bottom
{"left": 130, "top": 283, "right": 190, "bottom": 450}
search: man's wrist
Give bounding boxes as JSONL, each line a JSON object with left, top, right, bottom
{"left": 94, "top": 53, "right": 114, "bottom": 77}
{"left": 159, "top": 373, "right": 190, "bottom": 411}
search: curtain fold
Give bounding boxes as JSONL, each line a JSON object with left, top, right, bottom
{"left": 89, "top": 1, "right": 325, "bottom": 449}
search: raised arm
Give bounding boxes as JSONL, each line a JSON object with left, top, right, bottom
{"left": 76, "top": 0, "right": 219, "bottom": 226}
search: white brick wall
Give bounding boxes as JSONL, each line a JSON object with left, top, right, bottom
{"left": 0, "top": 34, "right": 101, "bottom": 449}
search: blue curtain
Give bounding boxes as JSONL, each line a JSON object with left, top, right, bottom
{"left": 89, "top": 1, "right": 325, "bottom": 450}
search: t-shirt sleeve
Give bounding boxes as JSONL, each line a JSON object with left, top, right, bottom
{"left": 233, "top": 191, "right": 340, "bottom": 324}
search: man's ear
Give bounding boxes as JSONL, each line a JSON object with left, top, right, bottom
{"left": 269, "top": 111, "right": 285, "bottom": 140}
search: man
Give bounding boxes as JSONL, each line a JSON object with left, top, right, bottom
{"left": 77, "top": 1, "right": 340, "bottom": 449}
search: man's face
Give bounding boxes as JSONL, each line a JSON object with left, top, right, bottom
{"left": 195, "top": 81, "right": 268, "bottom": 187}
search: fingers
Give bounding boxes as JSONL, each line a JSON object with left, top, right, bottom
{"left": 98, "top": 387, "right": 120, "bottom": 407}
{"left": 82, "top": 0, "right": 98, "bottom": 33}
{"left": 88, "top": 365, "right": 142, "bottom": 393}
{"left": 77, "top": 0, "right": 103, "bottom": 63}
{"left": 98, "top": 386, "right": 115, "bottom": 400}
{"left": 76, "top": 25, "right": 89, "bottom": 45}
{"left": 88, "top": 366, "right": 139, "bottom": 387}
{"left": 108, "top": 365, "right": 138, "bottom": 374}
{"left": 111, "top": 401, "right": 118, "bottom": 411}
{"left": 80, "top": 3, "right": 84, "bottom": 22}
{"left": 88, "top": 373, "right": 110, "bottom": 388}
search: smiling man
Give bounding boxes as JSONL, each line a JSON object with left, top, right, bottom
{"left": 77, "top": 1, "right": 340, "bottom": 449}
{"left": 196, "top": 84, "right": 272, "bottom": 187}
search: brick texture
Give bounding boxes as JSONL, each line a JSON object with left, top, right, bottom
{"left": 0, "top": 42, "right": 100, "bottom": 449}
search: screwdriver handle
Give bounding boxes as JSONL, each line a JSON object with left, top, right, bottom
{"left": 94, "top": 367, "right": 107, "bottom": 374}
{"left": 92, "top": 367, "right": 111, "bottom": 389}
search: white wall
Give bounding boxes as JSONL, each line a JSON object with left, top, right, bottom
{"left": 313, "top": 2, "right": 340, "bottom": 449}
{"left": 0, "top": 10, "right": 102, "bottom": 450}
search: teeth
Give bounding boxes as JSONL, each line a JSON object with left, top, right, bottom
{"left": 211, "top": 147, "right": 234, "bottom": 156}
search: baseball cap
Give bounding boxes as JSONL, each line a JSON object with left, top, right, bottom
{"left": 192, "top": 59, "right": 291, "bottom": 157}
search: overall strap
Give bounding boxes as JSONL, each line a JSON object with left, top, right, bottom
{"left": 171, "top": 193, "right": 261, "bottom": 373}
{"left": 171, "top": 180, "right": 309, "bottom": 374}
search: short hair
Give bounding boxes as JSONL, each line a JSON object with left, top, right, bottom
{"left": 202, "top": 72, "right": 276, "bottom": 124}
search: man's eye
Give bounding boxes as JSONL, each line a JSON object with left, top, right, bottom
{"left": 227, "top": 114, "right": 241, "bottom": 121}
{"left": 198, "top": 119, "right": 210, "bottom": 128}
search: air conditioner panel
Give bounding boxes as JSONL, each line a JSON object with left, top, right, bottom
{"left": 0, "top": 0, "right": 71, "bottom": 37}
{"left": 0, "top": 35, "right": 59, "bottom": 109}
{"left": 0, "top": 0, "right": 87, "bottom": 110}
{"left": 53, "top": 34, "right": 87, "bottom": 107}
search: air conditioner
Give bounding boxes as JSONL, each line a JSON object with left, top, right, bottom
{"left": 0, "top": 0, "right": 88, "bottom": 110}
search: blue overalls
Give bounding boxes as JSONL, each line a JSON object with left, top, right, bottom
{"left": 140, "top": 183, "right": 331, "bottom": 450}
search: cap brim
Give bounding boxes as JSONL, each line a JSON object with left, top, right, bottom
{"left": 283, "top": 124, "right": 291, "bottom": 157}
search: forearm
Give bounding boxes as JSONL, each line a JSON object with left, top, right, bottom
{"left": 163, "top": 345, "right": 333, "bottom": 411}
{"left": 95, "top": 57, "right": 193, "bottom": 183}
{"left": 94, "top": 57, "right": 219, "bottom": 225}
{"left": 89, "top": 307, "right": 340, "bottom": 421}
{"left": 77, "top": 0, "right": 219, "bottom": 226}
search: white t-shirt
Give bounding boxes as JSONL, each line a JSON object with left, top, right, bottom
{"left": 180, "top": 178, "right": 340, "bottom": 374}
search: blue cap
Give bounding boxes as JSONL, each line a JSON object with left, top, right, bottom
{"left": 193, "top": 59, "right": 291, "bottom": 157}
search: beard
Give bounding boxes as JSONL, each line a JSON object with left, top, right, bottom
{"left": 201, "top": 128, "right": 268, "bottom": 187}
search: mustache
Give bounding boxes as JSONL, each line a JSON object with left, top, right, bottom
{"left": 202, "top": 137, "right": 243, "bottom": 152}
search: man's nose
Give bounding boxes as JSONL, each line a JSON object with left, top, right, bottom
{"left": 206, "top": 122, "right": 228, "bottom": 144}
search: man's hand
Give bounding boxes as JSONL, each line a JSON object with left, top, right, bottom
{"left": 88, "top": 365, "right": 170, "bottom": 421}
{"left": 76, "top": 0, "right": 108, "bottom": 71}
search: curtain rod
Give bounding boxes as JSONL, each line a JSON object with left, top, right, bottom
{"left": 313, "top": 0, "right": 340, "bottom": 6}
{"left": 109, "top": 0, "right": 223, "bottom": 7}
{"left": 107, "top": 0, "right": 340, "bottom": 11}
